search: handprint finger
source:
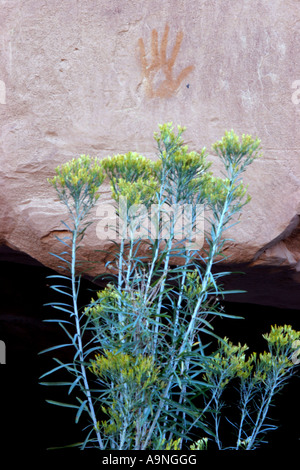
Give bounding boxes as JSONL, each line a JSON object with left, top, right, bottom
{"left": 149, "top": 28, "right": 160, "bottom": 72}
{"left": 160, "top": 24, "right": 170, "bottom": 66}
{"left": 168, "top": 30, "right": 184, "bottom": 69}
{"left": 174, "top": 65, "right": 195, "bottom": 89}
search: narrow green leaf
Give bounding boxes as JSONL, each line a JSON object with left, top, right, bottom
{"left": 47, "top": 274, "right": 71, "bottom": 281}
{"left": 46, "top": 400, "right": 78, "bottom": 409}
{"left": 47, "top": 442, "right": 83, "bottom": 450}
{"left": 38, "top": 343, "right": 73, "bottom": 355}
{"left": 49, "top": 252, "right": 71, "bottom": 264}
{"left": 43, "top": 319, "right": 73, "bottom": 325}
{"left": 51, "top": 305, "right": 75, "bottom": 315}
{"left": 68, "top": 376, "right": 82, "bottom": 395}
{"left": 39, "top": 363, "right": 75, "bottom": 379}
{"left": 79, "top": 427, "right": 95, "bottom": 450}
{"left": 40, "top": 381, "right": 73, "bottom": 387}
{"left": 50, "top": 286, "right": 73, "bottom": 298}
{"left": 58, "top": 321, "right": 76, "bottom": 342}
{"left": 75, "top": 399, "right": 88, "bottom": 423}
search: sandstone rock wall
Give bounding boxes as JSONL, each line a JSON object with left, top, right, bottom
{"left": 1, "top": 0, "right": 300, "bottom": 275}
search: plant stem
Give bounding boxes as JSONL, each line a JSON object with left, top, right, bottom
{"left": 71, "top": 220, "right": 104, "bottom": 450}
{"left": 245, "top": 379, "right": 278, "bottom": 449}
{"left": 179, "top": 171, "right": 238, "bottom": 355}
{"left": 235, "top": 381, "right": 255, "bottom": 449}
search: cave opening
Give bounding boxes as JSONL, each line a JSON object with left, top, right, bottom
{"left": 0, "top": 247, "right": 299, "bottom": 453}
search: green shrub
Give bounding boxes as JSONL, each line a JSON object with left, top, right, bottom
{"left": 41, "top": 123, "right": 299, "bottom": 450}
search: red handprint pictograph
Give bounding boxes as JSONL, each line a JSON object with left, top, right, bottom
{"left": 138, "top": 24, "right": 194, "bottom": 98}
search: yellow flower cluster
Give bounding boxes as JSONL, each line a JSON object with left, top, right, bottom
{"left": 90, "top": 350, "right": 163, "bottom": 391}
{"left": 86, "top": 283, "right": 144, "bottom": 323}
{"left": 253, "top": 351, "right": 292, "bottom": 381}
{"left": 86, "top": 284, "right": 120, "bottom": 319}
{"left": 200, "top": 172, "right": 250, "bottom": 207}
{"left": 153, "top": 122, "right": 186, "bottom": 150}
{"left": 111, "top": 176, "right": 159, "bottom": 206}
{"left": 160, "top": 437, "right": 182, "bottom": 450}
{"left": 48, "top": 154, "right": 105, "bottom": 202}
{"left": 204, "top": 338, "right": 251, "bottom": 386}
{"left": 212, "top": 130, "right": 261, "bottom": 165}
{"left": 190, "top": 437, "right": 208, "bottom": 450}
{"left": 101, "top": 152, "right": 156, "bottom": 183}
{"left": 90, "top": 349, "right": 164, "bottom": 438}
{"left": 101, "top": 399, "right": 123, "bottom": 435}
{"left": 184, "top": 270, "right": 203, "bottom": 299}
{"left": 263, "top": 324, "right": 300, "bottom": 348}
{"left": 204, "top": 324, "right": 300, "bottom": 387}
{"left": 160, "top": 146, "right": 209, "bottom": 176}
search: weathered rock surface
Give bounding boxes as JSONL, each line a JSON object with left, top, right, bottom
{"left": 1, "top": 0, "right": 300, "bottom": 306}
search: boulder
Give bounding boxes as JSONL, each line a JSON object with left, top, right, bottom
{"left": 1, "top": 0, "right": 300, "bottom": 306}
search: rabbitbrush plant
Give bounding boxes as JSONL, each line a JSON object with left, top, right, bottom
{"left": 41, "top": 123, "right": 300, "bottom": 450}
